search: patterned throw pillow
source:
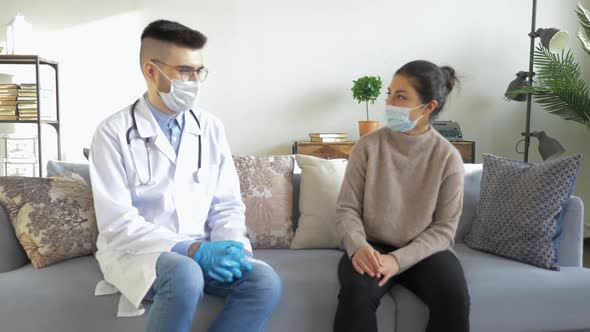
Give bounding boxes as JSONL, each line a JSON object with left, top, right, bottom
{"left": 233, "top": 155, "right": 295, "bottom": 248}
{"left": 465, "top": 154, "right": 581, "bottom": 270}
{"left": 0, "top": 174, "right": 97, "bottom": 268}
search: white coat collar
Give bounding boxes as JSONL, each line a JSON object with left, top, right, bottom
{"left": 133, "top": 97, "right": 176, "bottom": 164}
{"left": 134, "top": 97, "right": 159, "bottom": 139}
{"left": 135, "top": 95, "right": 203, "bottom": 138}
{"left": 134, "top": 95, "right": 204, "bottom": 165}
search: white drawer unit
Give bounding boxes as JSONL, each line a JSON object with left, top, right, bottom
{"left": 3, "top": 159, "right": 38, "bottom": 177}
{"left": 0, "top": 134, "right": 39, "bottom": 177}
{"left": 3, "top": 136, "right": 37, "bottom": 159}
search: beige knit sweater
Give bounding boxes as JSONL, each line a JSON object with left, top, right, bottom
{"left": 335, "top": 126, "right": 464, "bottom": 273}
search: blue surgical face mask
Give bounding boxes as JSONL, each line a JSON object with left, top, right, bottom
{"left": 385, "top": 104, "right": 425, "bottom": 132}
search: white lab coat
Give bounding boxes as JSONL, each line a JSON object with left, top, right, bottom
{"left": 89, "top": 96, "right": 251, "bottom": 316}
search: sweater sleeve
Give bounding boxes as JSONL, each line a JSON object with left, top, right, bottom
{"left": 335, "top": 140, "right": 371, "bottom": 258}
{"left": 390, "top": 152, "right": 465, "bottom": 273}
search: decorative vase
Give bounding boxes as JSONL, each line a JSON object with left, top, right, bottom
{"left": 6, "top": 14, "right": 33, "bottom": 55}
{"left": 358, "top": 121, "right": 379, "bottom": 136}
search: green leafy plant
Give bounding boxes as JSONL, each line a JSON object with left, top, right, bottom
{"left": 526, "top": 47, "right": 590, "bottom": 126}
{"left": 511, "top": 2, "right": 590, "bottom": 129}
{"left": 352, "top": 75, "right": 383, "bottom": 121}
{"left": 576, "top": 1, "right": 590, "bottom": 55}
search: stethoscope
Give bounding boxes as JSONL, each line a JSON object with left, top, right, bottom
{"left": 126, "top": 99, "right": 202, "bottom": 186}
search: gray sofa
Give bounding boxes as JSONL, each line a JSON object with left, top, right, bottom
{"left": 0, "top": 161, "right": 589, "bottom": 332}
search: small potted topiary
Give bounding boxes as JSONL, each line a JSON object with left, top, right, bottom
{"left": 352, "top": 75, "right": 382, "bottom": 136}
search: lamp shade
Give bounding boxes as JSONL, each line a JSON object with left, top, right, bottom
{"left": 505, "top": 71, "right": 529, "bottom": 102}
{"left": 535, "top": 131, "right": 565, "bottom": 160}
{"left": 536, "top": 28, "right": 569, "bottom": 53}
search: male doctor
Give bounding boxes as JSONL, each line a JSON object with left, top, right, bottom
{"left": 89, "top": 20, "right": 282, "bottom": 332}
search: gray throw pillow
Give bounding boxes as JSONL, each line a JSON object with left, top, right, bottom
{"left": 465, "top": 153, "right": 581, "bottom": 270}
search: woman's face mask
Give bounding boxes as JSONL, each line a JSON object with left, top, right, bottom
{"left": 385, "top": 74, "right": 433, "bottom": 132}
{"left": 384, "top": 104, "right": 426, "bottom": 132}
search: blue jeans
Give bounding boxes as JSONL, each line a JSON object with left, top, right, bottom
{"left": 144, "top": 252, "right": 282, "bottom": 332}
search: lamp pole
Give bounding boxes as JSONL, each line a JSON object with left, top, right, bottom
{"left": 523, "top": 0, "right": 537, "bottom": 163}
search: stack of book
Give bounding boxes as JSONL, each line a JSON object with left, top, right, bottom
{"left": 15, "top": 84, "right": 56, "bottom": 121}
{"left": 17, "top": 84, "right": 38, "bottom": 120}
{"left": 308, "top": 133, "right": 349, "bottom": 143}
{"left": 0, "top": 84, "right": 18, "bottom": 120}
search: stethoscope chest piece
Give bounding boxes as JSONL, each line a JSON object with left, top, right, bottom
{"left": 193, "top": 169, "right": 201, "bottom": 183}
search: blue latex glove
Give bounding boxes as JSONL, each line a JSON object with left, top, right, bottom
{"left": 192, "top": 240, "right": 252, "bottom": 283}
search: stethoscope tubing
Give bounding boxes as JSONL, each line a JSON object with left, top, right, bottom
{"left": 126, "top": 98, "right": 202, "bottom": 185}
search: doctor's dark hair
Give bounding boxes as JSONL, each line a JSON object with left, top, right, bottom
{"left": 141, "top": 19, "right": 207, "bottom": 49}
{"left": 395, "top": 60, "right": 459, "bottom": 120}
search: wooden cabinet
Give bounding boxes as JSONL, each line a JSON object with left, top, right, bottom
{"left": 451, "top": 141, "right": 475, "bottom": 163}
{"left": 293, "top": 140, "right": 476, "bottom": 163}
{"left": 292, "top": 141, "right": 356, "bottom": 159}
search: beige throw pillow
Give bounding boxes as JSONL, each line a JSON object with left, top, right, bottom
{"left": 0, "top": 174, "right": 97, "bottom": 268}
{"left": 291, "top": 154, "right": 347, "bottom": 249}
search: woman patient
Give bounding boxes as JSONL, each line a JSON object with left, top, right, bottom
{"left": 334, "top": 60, "right": 470, "bottom": 332}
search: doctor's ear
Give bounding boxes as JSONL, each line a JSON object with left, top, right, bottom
{"left": 143, "top": 62, "right": 157, "bottom": 80}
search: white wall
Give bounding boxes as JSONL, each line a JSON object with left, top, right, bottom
{"left": 1, "top": 0, "right": 589, "bottom": 226}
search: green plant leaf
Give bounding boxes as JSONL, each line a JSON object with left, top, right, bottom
{"left": 576, "top": 2, "right": 590, "bottom": 55}
{"left": 351, "top": 75, "right": 383, "bottom": 120}
{"left": 351, "top": 76, "right": 383, "bottom": 104}
{"left": 518, "top": 46, "right": 590, "bottom": 125}
{"left": 578, "top": 30, "right": 590, "bottom": 55}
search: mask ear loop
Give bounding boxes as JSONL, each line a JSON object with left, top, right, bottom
{"left": 152, "top": 62, "right": 173, "bottom": 82}
{"left": 411, "top": 104, "right": 427, "bottom": 122}
{"left": 150, "top": 62, "right": 174, "bottom": 96}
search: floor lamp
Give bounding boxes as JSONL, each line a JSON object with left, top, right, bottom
{"left": 504, "top": 0, "right": 569, "bottom": 162}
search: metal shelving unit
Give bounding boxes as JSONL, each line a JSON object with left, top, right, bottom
{"left": 0, "top": 55, "right": 62, "bottom": 177}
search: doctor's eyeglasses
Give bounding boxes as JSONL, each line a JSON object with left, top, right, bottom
{"left": 151, "top": 59, "right": 209, "bottom": 82}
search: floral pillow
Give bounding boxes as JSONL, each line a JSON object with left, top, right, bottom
{"left": 233, "top": 155, "right": 295, "bottom": 248}
{"left": 0, "top": 174, "right": 97, "bottom": 268}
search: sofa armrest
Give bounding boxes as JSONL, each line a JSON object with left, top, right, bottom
{"left": 557, "top": 196, "right": 585, "bottom": 267}
{"left": 0, "top": 203, "right": 29, "bottom": 272}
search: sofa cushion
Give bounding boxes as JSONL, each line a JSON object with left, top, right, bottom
{"left": 390, "top": 244, "right": 590, "bottom": 332}
{"left": 0, "top": 174, "right": 98, "bottom": 268}
{"left": 465, "top": 154, "right": 581, "bottom": 270}
{"left": 257, "top": 249, "right": 395, "bottom": 331}
{"left": 290, "top": 155, "right": 347, "bottom": 249}
{"left": 0, "top": 250, "right": 396, "bottom": 332}
{"left": 458, "top": 244, "right": 590, "bottom": 331}
{"left": 0, "top": 256, "right": 146, "bottom": 332}
{"left": 233, "top": 155, "right": 295, "bottom": 248}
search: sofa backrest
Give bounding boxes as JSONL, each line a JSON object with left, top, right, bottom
{"left": 291, "top": 162, "right": 484, "bottom": 243}
{"left": 455, "top": 164, "right": 484, "bottom": 243}
{"left": 0, "top": 203, "right": 29, "bottom": 272}
{"left": 0, "top": 159, "right": 566, "bottom": 267}
{"left": 292, "top": 172, "right": 301, "bottom": 228}
{"left": 46, "top": 160, "right": 92, "bottom": 187}
{"left": 290, "top": 161, "right": 583, "bottom": 266}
